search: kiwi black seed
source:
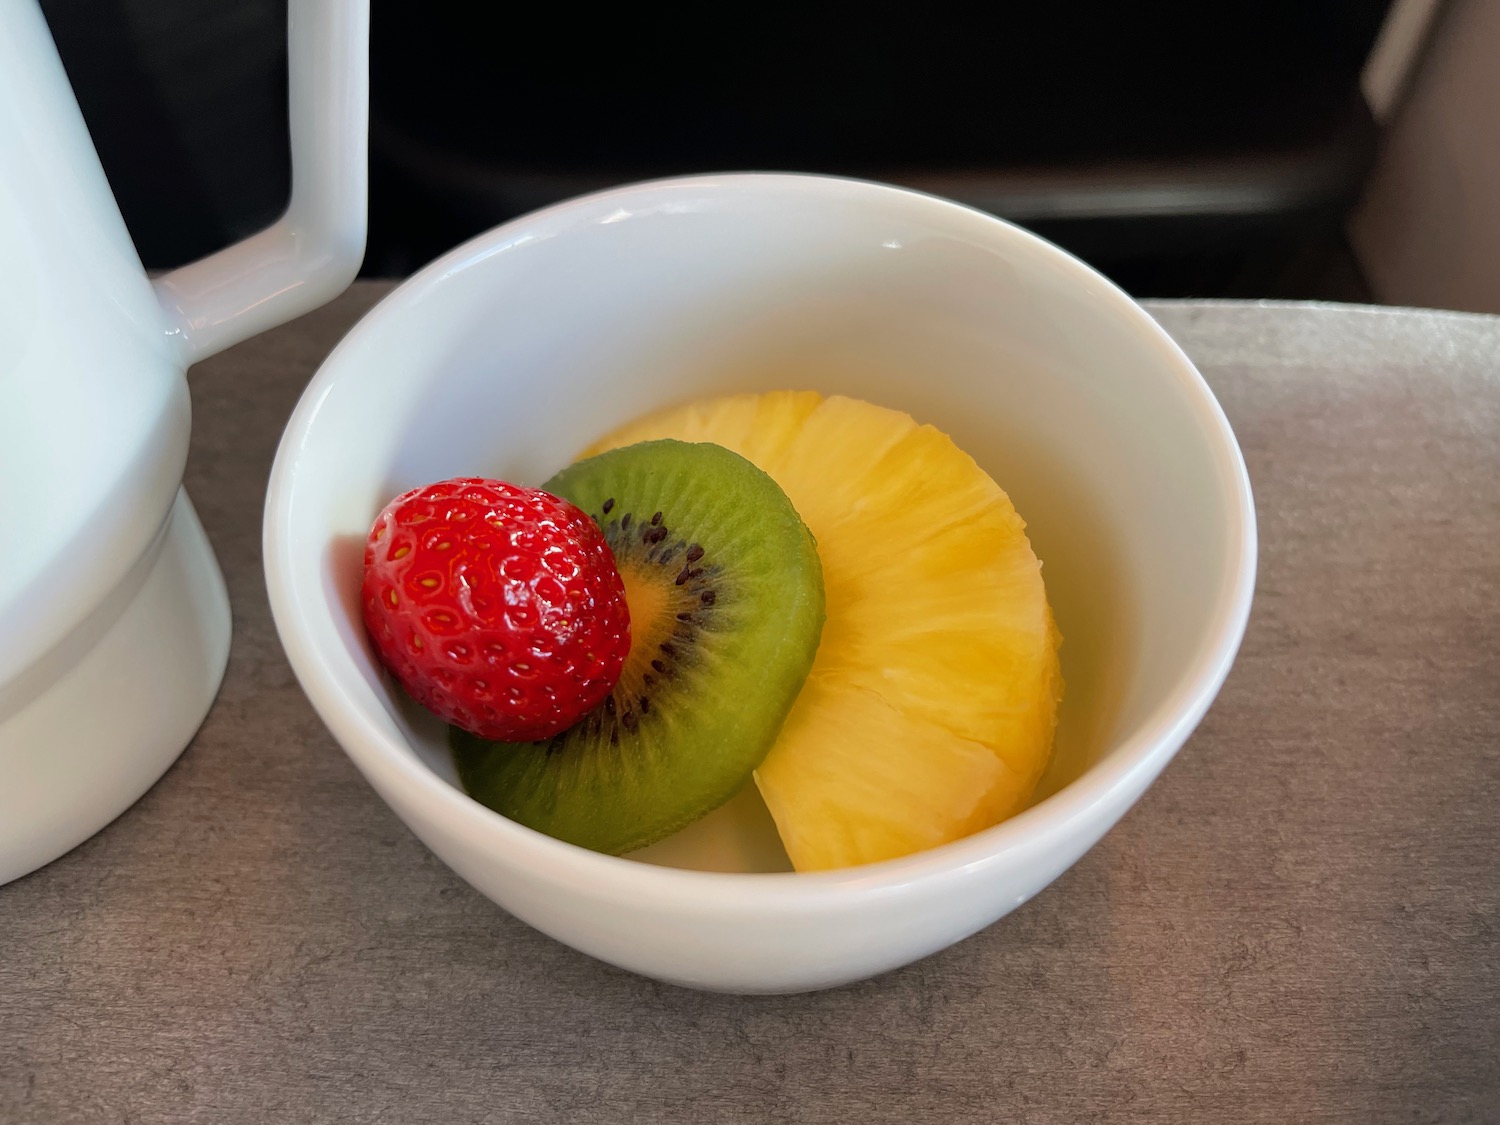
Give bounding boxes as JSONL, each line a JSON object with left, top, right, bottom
{"left": 450, "top": 439, "right": 825, "bottom": 855}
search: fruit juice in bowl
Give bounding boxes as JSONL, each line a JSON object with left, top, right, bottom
{"left": 265, "top": 173, "right": 1256, "bottom": 993}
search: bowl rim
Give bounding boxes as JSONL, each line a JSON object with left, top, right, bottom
{"left": 264, "top": 171, "right": 1257, "bottom": 907}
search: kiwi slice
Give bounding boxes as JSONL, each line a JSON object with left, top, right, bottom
{"left": 451, "top": 439, "right": 825, "bottom": 854}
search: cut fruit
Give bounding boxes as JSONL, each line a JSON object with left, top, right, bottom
{"left": 588, "top": 392, "right": 1063, "bottom": 871}
{"left": 451, "top": 440, "right": 825, "bottom": 855}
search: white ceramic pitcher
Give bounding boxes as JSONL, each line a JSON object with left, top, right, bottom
{"left": 0, "top": 0, "right": 369, "bottom": 884}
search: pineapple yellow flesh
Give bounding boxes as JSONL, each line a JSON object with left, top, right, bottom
{"left": 589, "top": 391, "right": 1063, "bottom": 870}
{"left": 760, "top": 678, "right": 1032, "bottom": 870}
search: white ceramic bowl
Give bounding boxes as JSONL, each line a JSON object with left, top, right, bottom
{"left": 265, "top": 174, "right": 1256, "bottom": 994}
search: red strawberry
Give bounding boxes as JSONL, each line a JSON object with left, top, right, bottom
{"left": 361, "top": 477, "right": 630, "bottom": 742}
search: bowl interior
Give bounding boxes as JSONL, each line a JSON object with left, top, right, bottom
{"left": 277, "top": 176, "right": 1248, "bottom": 875}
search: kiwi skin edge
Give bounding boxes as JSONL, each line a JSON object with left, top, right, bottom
{"left": 451, "top": 439, "right": 825, "bottom": 856}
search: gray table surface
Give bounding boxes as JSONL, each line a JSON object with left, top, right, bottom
{"left": 3, "top": 284, "right": 1498, "bottom": 1125}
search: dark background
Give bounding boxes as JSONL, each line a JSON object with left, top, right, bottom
{"left": 39, "top": 0, "right": 1391, "bottom": 298}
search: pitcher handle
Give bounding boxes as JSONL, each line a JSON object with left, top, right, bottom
{"left": 153, "top": 0, "right": 369, "bottom": 364}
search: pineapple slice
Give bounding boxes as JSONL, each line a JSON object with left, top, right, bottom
{"left": 588, "top": 392, "right": 1063, "bottom": 870}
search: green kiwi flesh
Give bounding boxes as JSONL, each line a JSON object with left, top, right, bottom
{"left": 451, "top": 439, "right": 825, "bottom": 855}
